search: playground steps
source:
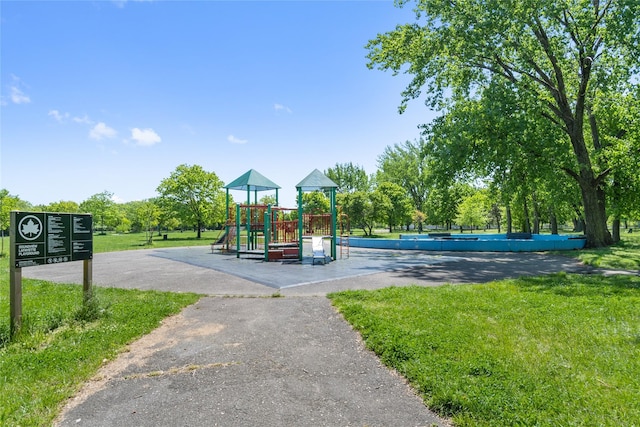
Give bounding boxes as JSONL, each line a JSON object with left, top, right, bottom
{"left": 267, "top": 247, "right": 299, "bottom": 261}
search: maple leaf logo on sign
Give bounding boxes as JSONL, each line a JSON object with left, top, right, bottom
{"left": 18, "top": 215, "right": 43, "bottom": 241}
{"left": 22, "top": 219, "right": 40, "bottom": 237}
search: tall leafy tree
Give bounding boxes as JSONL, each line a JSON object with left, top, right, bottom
{"left": 136, "top": 200, "right": 161, "bottom": 244}
{"left": 456, "top": 190, "right": 490, "bottom": 232}
{"left": 597, "top": 91, "right": 640, "bottom": 241}
{"left": 376, "top": 182, "right": 413, "bottom": 232}
{"left": 156, "top": 164, "right": 224, "bottom": 239}
{"left": 46, "top": 200, "right": 80, "bottom": 213}
{"left": 301, "top": 191, "right": 330, "bottom": 215}
{"left": 337, "top": 191, "right": 381, "bottom": 236}
{"left": 80, "top": 191, "right": 117, "bottom": 234}
{"left": 325, "top": 163, "right": 371, "bottom": 194}
{"left": 367, "top": 0, "right": 640, "bottom": 247}
{"left": 377, "top": 139, "right": 432, "bottom": 212}
{"left": 424, "top": 183, "right": 473, "bottom": 230}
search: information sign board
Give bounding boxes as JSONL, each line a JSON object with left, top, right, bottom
{"left": 13, "top": 212, "right": 93, "bottom": 268}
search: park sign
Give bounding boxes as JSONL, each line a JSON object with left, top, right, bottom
{"left": 13, "top": 211, "right": 93, "bottom": 268}
{"left": 9, "top": 211, "right": 93, "bottom": 337}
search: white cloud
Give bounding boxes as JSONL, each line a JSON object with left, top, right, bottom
{"left": 131, "top": 127, "right": 161, "bottom": 146}
{"left": 10, "top": 86, "right": 31, "bottom": 104}
{"left": 2, "top": 75, "right": 31, "bottom": 105}
{"left": 228, "top": 134, "right": 248, "bottom": 144}
{"left": 49, "top": 110, "right": 93, "bottom": 125}
{"left": 274, "top": 103, "right": 292, "bottom": 113}
{"left": 89, "top": 122, "right": 118, "bottom": 140}
{"left": 48, "top": 110, "right": 69, "bottom": 122}
{"left": 73, "top": 114, "right": 93, "bottom": 124}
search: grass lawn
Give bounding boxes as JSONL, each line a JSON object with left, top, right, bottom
{"left": 329, "top": 273, "right": 640, "bottom": 426}
{"left": 92, "top": 229, "right": 223, "bottom": 253}
{"left": 566, "top": 233, "right": 640, "bottom": 270}
{"left": 0, "top": 256, "right": 201, "bottom": 426}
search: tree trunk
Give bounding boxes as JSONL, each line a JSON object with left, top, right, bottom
{"left": 532, "top": 193, "right": 540, "bottom": 234}
{"left": 522, "top": 198, "right": 531, "bottom": 233}
{"left": 575, "top": 173, "right": 612, "bottom": 248}
{"left": 562, "top": 111, "right": 613, "bottom": 247}
{"left": 612, "top": 217, "right": 620, "bottom": 243}
{"left": 550, "top": 210, "right": 558, "bottom": 235}
{"left": 506, "top": 205, "right": 512, "bottom": 234}
{"left": 197, "top": 221, "right": 202, "bottom": 239}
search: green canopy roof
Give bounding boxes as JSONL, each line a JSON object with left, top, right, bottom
{"left": 224, "top": 169, "right": 281, "bottom": 191}
{"left": 295, "top": 169, "right": 338, "bottom": 191}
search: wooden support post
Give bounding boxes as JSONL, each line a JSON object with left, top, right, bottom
{"left": 83, "top": 258, "right": 93, "bottom": 303}
{"left": 9, "top": 264, "right": 22, "bottom": 338}
{"left": 9, "top": 210, "right": 22, "bottom": 338}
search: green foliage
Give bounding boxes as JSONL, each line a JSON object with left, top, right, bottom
{"left": 376, "top": 182, "right": 413, "bottom": 232}
{"left": 377, "top": 139, "right": 432, "bottom": 212}
{"left": 301, "top": 191, "right": 330, "bottom": 214}
{"left": 45, "top": 200, "right": 80, "bottom": 213}
{"left": 455, "top": 190, "right": 490, "bottom": 231}
{"left": 156, "top": 164, "right": 225, "bottom": 238}
{"left": 80, "top": 190, "right": 117, "bottom": 233}
{"left": 330, "top": 274, "right": 640, "bottom": 426}
{"left": 424, "top": 183, "right": 473, "bottom": 229}
{"left": 0, "top": 190, "right": 32, "bottom": 257}
{"left": 337, "top": 191, "right": 380, "bottom": 236}
{"left": 259, "top": 194, "right": 277, "bottom": 206}
{"left": 325, "top": 162, "right": 372, "bottom": 194}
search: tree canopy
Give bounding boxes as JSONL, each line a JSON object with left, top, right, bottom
{"left": 156, "top": 164, "right": 225, "bottom": 239}
{"left": 80, "top": 191, "right": 117, "bottom": 233}
{"left": 367, "top": 0, "right": 640, "bottom": 247}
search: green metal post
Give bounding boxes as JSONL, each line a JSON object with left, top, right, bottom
{"left": 297, "top": 188, "right": 303, "bottom": 261}
{"left": 264, "top": 206, "right": 270, "bottom": 261}
{"left": 236, "top": 203, "right": 241, "bottom": 257}
{"left": 246, "top": 189, "right": 251, "bottom": 250}
{"left": 225, "top": 189, "right": 230, "bottom": 250}
{"left": 331, "top": 188, "right": 337, "bottom": 260}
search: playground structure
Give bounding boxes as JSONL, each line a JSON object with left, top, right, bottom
{"left": 220, "top": 169, "right": 342, "bottom": 263}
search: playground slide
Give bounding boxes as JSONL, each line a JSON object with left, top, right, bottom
{"left": 215, "top": 226, "right": 237, "bottom": 245}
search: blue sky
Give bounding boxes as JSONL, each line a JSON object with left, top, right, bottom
{"left": 1, "top": 0, "right": 436, "bottom": 209}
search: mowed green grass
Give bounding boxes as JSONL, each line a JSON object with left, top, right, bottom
{"left": 92, "top": 229, "right": 223, "bottom": 253}
{"left": 329, "top": 273, "right": 640, "bottom": 426}
{"left": 0, "top": 256, "right": 201, "bottom": 426}
{"left": 569, "top": 233, "right": 640, "bottom": 270}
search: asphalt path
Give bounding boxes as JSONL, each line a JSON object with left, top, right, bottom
{"left": 21, "top": 247, "right": 606, "bottom": 426}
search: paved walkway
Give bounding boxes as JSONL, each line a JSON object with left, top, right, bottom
{"left": 23, "top": 247, "right": 607, "bottom": 426}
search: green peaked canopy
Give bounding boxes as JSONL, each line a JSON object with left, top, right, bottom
{"left": 224, "top": 169, "right": 281, "bottom": 191}
{"left": 295, "top": 169, "right": 338, "bottom": 191}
